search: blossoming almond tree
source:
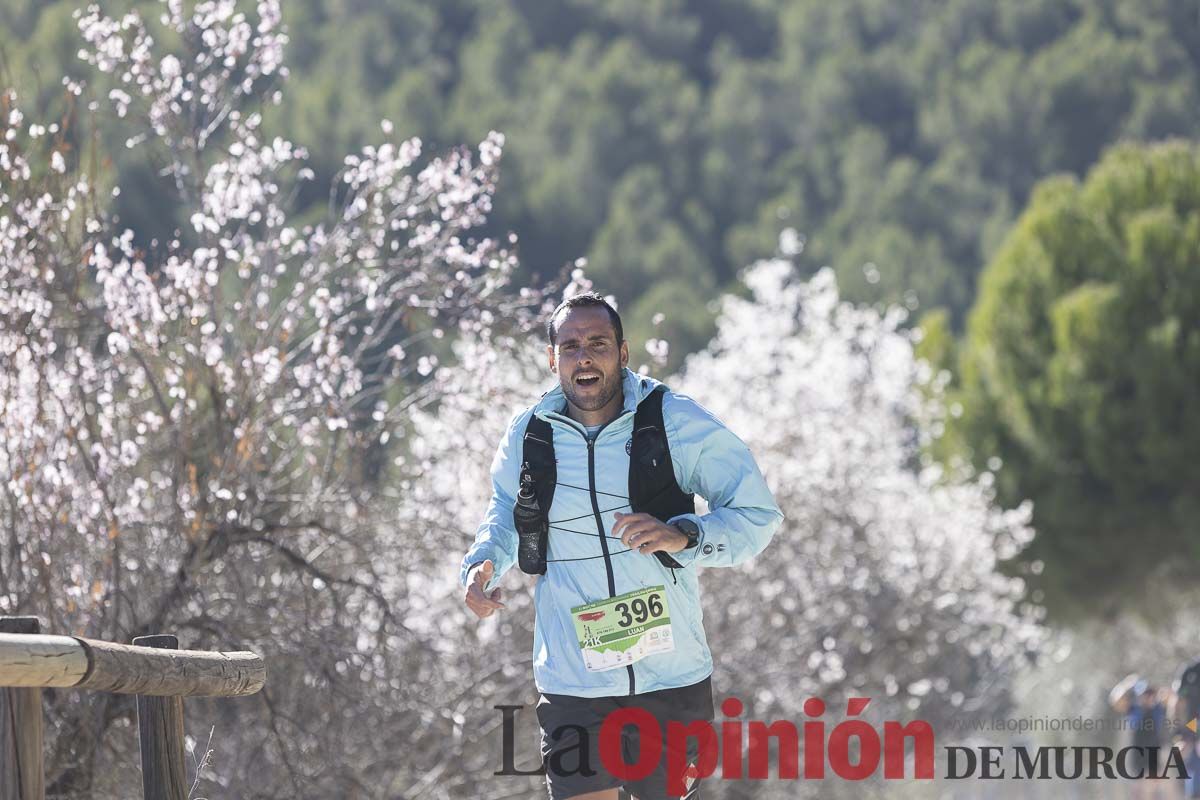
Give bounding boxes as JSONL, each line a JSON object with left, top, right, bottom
{"left": 1, "top": 1, "right": 551, "bottom": 795}
{"left": 669, "top": 261, "right": 1047, "bottom": 783}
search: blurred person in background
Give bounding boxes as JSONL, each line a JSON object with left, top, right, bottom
{"left": 1111, "top": 674, "right": 1181, "bottom": 800}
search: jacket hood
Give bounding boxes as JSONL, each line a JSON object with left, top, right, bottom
{"left": 532, "top": 366, "right": 665, "bottom": 420}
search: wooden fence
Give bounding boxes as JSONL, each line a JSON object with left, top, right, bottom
{"left": 0, "top": 616, "right": 266, "bottom": 800}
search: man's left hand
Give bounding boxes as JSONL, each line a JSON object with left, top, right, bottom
{"left": 612, "top": 511, "right": 689, "bottom": 555}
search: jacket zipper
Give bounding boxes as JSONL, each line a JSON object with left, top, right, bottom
{"left": 584, "top": 419, "right": 637, "bottom": 696}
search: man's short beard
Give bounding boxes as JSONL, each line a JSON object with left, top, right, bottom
{"left": 562, "top": 373, "right": 621, "bottom": 412}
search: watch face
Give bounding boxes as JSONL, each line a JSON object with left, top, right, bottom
{"left": 677, "top": 520, "right": 700, "bottom": 548}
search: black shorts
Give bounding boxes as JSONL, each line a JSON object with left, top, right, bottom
{"left": 536, "top": 675, "right": 716, "bottom": 800}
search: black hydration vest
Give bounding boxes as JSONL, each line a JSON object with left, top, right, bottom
{"left": 514, "top": 384, "right": 694, "bottom": 574}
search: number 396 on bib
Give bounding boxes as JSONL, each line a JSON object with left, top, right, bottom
{"left": 570, "top": 585, "right": 675, "bottom": 672}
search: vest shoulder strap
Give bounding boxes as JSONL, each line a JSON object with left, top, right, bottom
{"left": 630, "top": 385, "right": 695, "bottom": 570}
{"left": 521, "top": 412, "right": 557, "bottom": 519}
{"left": 515, "top": 411, "right": 555, "bottom": 574}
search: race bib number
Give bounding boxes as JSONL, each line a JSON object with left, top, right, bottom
{"left": 571, "top": 585, "right": 675, "bottom": 672}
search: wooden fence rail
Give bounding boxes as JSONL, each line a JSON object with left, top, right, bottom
{"left": 0, "top": 616, "right": 266, "bottom": 800}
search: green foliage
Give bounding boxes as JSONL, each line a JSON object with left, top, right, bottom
{"left": 7, "top": 0, "right": 1199, "bottom": 363}
{"left": 915, "top": 308, "right": 955, "bottom": 375}
{"left": 955, "top": 140, "right": 1200, "bottom": 617}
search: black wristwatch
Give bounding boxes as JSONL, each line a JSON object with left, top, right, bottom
{"left": 674, "top": 518, "right": 701, "bottom": 550}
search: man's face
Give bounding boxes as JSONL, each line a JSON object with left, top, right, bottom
{"left": 547, "top": 305, "right": 629, "bottom": 414}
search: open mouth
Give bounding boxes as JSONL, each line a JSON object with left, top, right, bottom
{"left": 575, "top": 373, "right": 601, "bottom": 387}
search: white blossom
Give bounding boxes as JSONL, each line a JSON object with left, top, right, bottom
{"left": 1, "top": 5, "right": 545, "bottom": 794}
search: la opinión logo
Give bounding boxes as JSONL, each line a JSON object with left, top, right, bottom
{"left": 494, "top": 697, "right": 1193, "bottom": 794}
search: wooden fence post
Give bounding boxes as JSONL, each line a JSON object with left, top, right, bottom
{"left": 133, "top": 635, "right": 188, "bottom": 800}
{"left": 0, "top": 616, "right": 45, "bottom": 800}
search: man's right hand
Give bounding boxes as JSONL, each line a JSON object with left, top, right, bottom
{"left": 465, "top": 559, "right": 506, "bottom": 619}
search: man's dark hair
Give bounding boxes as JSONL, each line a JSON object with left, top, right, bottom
{"left": 546, "top": 292, "right": 624, "bottom": 347}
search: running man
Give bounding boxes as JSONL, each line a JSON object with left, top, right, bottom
{"left": 460, "top": 292, "right": 784, "bottom": 799}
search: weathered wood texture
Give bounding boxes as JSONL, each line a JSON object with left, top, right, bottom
{"left": 134, "top": 635, "right": 188, "bottom": 800}
{"left": 0, "top": 634, "right": 88, "bottom": 688}
{"left": 83, "top": 637, "right": 264, "bottom": 697}
{"left": 0, "top": 617, "right": 45, "bottom": 800}
{"left": 0, "top": 633, "right": 264, "bottom": 697}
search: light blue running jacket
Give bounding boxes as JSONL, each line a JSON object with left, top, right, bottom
{"left": 459, "top": 367, "right": 784, "bottom": 697}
